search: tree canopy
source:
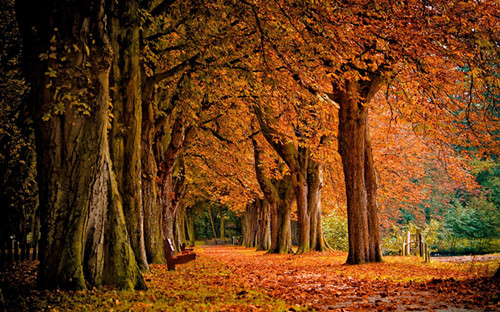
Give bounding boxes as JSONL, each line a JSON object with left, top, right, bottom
{"left": 4, "top": 0, "right": 499, "bottom": 290}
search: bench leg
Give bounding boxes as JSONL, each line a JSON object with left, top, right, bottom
{"left": 167, "top": 261, "right": 175, "bottom": 271}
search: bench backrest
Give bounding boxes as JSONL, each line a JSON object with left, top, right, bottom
{"left": 165, "top": 238, "right": 175, "bottom": 260}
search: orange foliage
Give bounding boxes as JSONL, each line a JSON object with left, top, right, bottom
{"left": 145, "top": 0, "right": 499, "bottom": 226}
{"left": 3, "top": 246, "right": 497, "bottom": 311}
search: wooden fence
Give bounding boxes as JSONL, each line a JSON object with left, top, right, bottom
{"left": 402, "top": 230, "right": 430, "bottom": 262}
{"left": 0, "top": 236, "right": 38, "bottom": 265}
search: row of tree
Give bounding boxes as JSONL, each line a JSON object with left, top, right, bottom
{"left": 7, "top": 0, "right": 500, "bottom": 290}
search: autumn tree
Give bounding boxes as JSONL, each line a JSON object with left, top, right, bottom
{"left": 243, "top": 0, "right": 499, "bottom": 264}
{"left": 252, "top": 134, "right": 294, "bottom": 253}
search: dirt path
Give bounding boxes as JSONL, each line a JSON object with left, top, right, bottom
{"left": 1, "top": 245, "right": 498, "bottom": 311}
{"left": 432, "top": 254, "right": 500, "bottom": 264}
{"left": 200, "top": 245, "right": 499, "bottom": 311}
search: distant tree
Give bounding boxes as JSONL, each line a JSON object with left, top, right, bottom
{"left": 0, "top": 0, "right": 37, "bottom": 261}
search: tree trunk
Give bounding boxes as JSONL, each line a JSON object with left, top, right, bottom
{"left": 108, "top": 0, "right": 148, "bottom": 271}
{"left": 270, "top": 198, "right": 293, "bottom": 254}
{"left": 364, "top": 121, "right": 383, "bottom": 262}
{"left": 256, "top": 199, "right": 271, "bottom": 251}
{"left": 252, "top": 136, "right": 293, "bottom": 253}
{"left": 207, "top": 206, "right": 218, "bottom": 239}
{"left": 337, "top": 78, "right": 383, "bottom": 264}
{"left": 142, "top": 110, "right": 164, "bottom": 262}
{"left": 308, "top": 160, "right": 328, "bottom": 251}
{"left": 293, "top": 148, "right": 310, "bottom": 253}
{"left": 157, "top": 119, "right": 190, "bottom": 254}
{"left": 242, "top": 200, "right": 267, "bottom": 248}
{"left": 219, "top": 206, "right": 225, "bottom": 241}
{"left": 175, "top": 204, "right": 187, "bottom": 248}
{"left": 16, "top": 0, "right": 145, "bottom": 290}
{"left": 241, "top": 203, "right": 255, "bottom": 247}
{"left": 185, "top": 207, "right": 195, "bottom": 246}
{"left": 255, "top": 107, "right": 327, "bottom": 254}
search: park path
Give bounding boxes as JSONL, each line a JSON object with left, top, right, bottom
{"left": 198, "top": 245, "right": 499, "bottom": 311}
{"left": 0, "top": 245, "right": 498, "bottom": 311}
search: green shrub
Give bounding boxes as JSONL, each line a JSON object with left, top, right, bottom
{"left": 382, "top": 225, "right": 403, "bottom": 255}
{"left": 322, "top": 212, "right": 348, "bottom": 252}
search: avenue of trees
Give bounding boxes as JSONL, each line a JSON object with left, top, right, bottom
{"left": 1, "top": 0, "right": 498, "bottom": 290}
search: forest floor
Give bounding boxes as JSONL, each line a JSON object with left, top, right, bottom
{"left": 1, "top": 245, "right": 499, "bottom": 311}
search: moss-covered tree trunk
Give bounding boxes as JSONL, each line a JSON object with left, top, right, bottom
{"left": 16, "top": 0, "right": 145, "bottom": 290}
{"left": 140, "top": 59, "right": 166, "bottom": 263}
{"left": 336, "top": 77, "right": 383, "bottom": 264}
{"left": 108, "top": 0, "right": 148, "bottom": 271}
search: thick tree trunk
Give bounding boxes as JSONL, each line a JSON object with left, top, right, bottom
{"left": 108, "top": 0, "right": 148, "bottom": 271}
{"left": 142, "top": 115, "right": 164, "bottom": 262}
{"left": 16, "top": 0, "right": 145, "bottom": 289}
{"left": 337, "top": 78, "right": 383, "bottom": 264}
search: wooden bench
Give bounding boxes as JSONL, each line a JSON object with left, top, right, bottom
{"left": 164, "top": 238, "right": 197, "bottom": 271}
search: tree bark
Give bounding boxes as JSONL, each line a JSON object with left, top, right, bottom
{"left": 141, "top": 106, "right": 164, "bottom": 262}
{"left": 16, "top": 0, "right": 145, "bottom": 289}
{"left": 207, "top": 206, "right": 218, "bottom": 239}
{"left": 252, "top": 136, "right": 293, "bottom": 253}
{"left": 242, "top": 199, "right": 271, "bottom": 248}
{"left": 185, "top": 207, "right": 195, "bottom": 245}
{"left": 174, "top": 204, "right": 187, "bottom": 248}
{"left": 254, "top": 107, "right": 326, "bottom": 253}
{"left": 337, "top": 77, "right": 383, "bottom": 264}
{"left": 108, "top": 0, "right": 148, "bottom": 271}
{"left": 242, "top": 202, "right": 256, "bottom": 247}
{"left": 219, "top": 206, "right": 225, "bottom": 241}
{"left": 308, "top": 160, "right": 328, "bottom": 251}
{"left": 290, "top": 147, "right": 311, "bottom": 253}
{"left": 256, "top": 199, "right": 271, "bottom": 251}
{"left": 155, "top": 118, "right": 190, "bottom": 255}
{"left": 364, "top": 121, "right": 383, "bottom": 262}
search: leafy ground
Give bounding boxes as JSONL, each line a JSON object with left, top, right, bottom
{"left": 1, "top": 245, "right": 499, "bottom": 311}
